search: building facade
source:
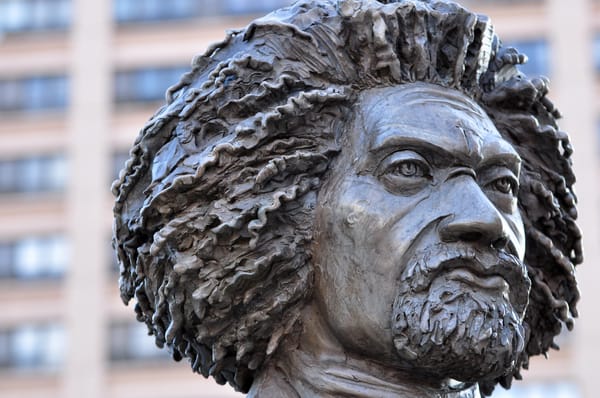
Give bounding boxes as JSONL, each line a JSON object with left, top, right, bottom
{"left": 0, "top": 1, "right": 598, "bottom": 397}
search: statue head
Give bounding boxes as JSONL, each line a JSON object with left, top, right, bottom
{"left": 112, "top": 0, "right": 581, "bottom": 395}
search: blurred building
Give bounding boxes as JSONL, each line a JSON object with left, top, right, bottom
{"left": 0, "top": 1, "right": 598, "bottom": 397}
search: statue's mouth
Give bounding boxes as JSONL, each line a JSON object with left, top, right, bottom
{"left": 445, "top": 268, "right": 510, "bottom": 298}
{"left": 400, "top": 245, "right": 531, "bottom": 316}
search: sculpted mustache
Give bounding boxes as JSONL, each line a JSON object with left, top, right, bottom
{"left": 399, "top": 244, "right": 531, "bottom": 314}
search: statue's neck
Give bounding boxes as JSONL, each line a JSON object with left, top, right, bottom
{"left": 248, "top": 305, "right": 479, "bottom": 398}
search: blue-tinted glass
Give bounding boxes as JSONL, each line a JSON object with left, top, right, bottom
{"left": 138, "top": 69, "right": 161, "bottom": 101}
{"left": 171, "top": 0, "right": 195, "bottom": 17}
{"left": 114, "top": 66, "right": 186, "bottom": 103}
{"left": 0, "top": 155, "right": 66, "bottom": 193}
{"left": 1, "top": 324, "right": 65, "bottom": 370}
{"left": 159, "top": 0, "right": 184, "bottom": 19}
{"left": 504, "top": 39, "right": 550, "bottom": 77}
{"left": 54, "top": 76, "right": 68, "bottom": 107}
{"left": 115, "top": 0, "right": 202, "bottom": 22}
{"left": 0, "top": 0, "right": 70, "bottom": 33}
{"left": 1, "top": 0, "right": 28, "bottom": 31}
{"left": 13, "top": 235, "right": 67, "bottom": 279}
{"left": 0, "top": 235, "right": 68, "bottom": 279}
{"left": 0, "top": 80, "right": 21, "bottom": 110}
{"left": 16, "top": 156, "right": 44, "bottom": 192}
{"left": 222, "top": 0, "right": 293, "bottom": 15}
{"left": 27, "top": 77, "right": 47, "bottom": 109}
{"left": 56, "top": 0, "right": 70, "bottom": 27}
{"left": 144, "top": 0, "right": 161, "bottom": 20}
{"left": 31, "top": 0, "right": 46, "bottom": 30}
{"left": 0, "top": 158, "right": 17, "bottom": 192}
{"left": 114, "top": 0, "right": 134, "bottom": 22}
{"left": 0, "top": 76, "right": 67, "bottom": 111}
{"left": 114, "top": 0, "right": 296, "bottom": 23}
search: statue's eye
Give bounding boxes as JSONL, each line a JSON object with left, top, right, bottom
{"left": 480, "top": 169, "right": 520, "bottom": 212}
{"left": 389, "top": 160, "right": 428, "bottom": 178}
{"left": 377, "top": 151, "right": 432, "bottom": 195}
{"left": 491, "top": 176, "right": 517, "bottom": 195}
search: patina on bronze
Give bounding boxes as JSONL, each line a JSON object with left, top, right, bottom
{"left": 112, "top": 0, "right": 582, "bottom": 397}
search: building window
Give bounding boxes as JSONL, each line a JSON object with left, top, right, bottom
{"left": 221, "top": 0, "right": 294, "bottom": 15}
{"left": 0, "top": 0, "right": 71, "bottom": 34}
{"left": 0, "top": 76, "right": 68, "bottom": 112}
{"left": 0, "top": 323, "right": 65, "bottom": 371}
{"left": 115, "top": 66, "right": 188, "bottom": 103}
{"left": 504, "top": 39, "right": 550, "bottom": 77}
{"left": 114, "top": 0, "right": 294, "bottom": 23}
{"left": 0, "top": 235, "right": 68, "bottom": 279}
{"left": 0, "top": 155, "right": 67, "bottom": 194}
{"left": 109, "top": 321, "right": 169, "bottom": 362}
{"left": 114, "top": 0, "right": 209, "bottom": 23}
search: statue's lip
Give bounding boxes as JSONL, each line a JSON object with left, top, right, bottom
{"left": 401, "top": 245, "right": 531, "bottom": 315}
{"left": 445, "top": 267, "right": 510, "bottom": 296}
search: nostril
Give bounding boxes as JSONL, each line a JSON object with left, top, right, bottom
{"left": 492, "top": 237, "right": 509, "bottom": 251}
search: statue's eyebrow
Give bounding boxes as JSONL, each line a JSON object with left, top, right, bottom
{"left": 369, "top": 125, "right": 519, "bottom": 174}
{"left": 369, "top": 125, "right": 472, "bottom": 164}
{"left": 478, "top": 152, "right": 521, "bottom": 176}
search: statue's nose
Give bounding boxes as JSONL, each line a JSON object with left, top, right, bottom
{"left": 438, "top": 176, "right": 508, "bottom": 250}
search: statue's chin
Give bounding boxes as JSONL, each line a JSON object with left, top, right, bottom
{"left": 391, "top": 279, "right": 526, "bottom": 382}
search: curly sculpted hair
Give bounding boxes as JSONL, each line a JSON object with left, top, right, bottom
{"left": 112, "top": 0, "right": 581, "bottom": 395}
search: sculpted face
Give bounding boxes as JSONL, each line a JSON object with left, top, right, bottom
{"left": 313, "top": 83, "right": 531, "bottom": 381}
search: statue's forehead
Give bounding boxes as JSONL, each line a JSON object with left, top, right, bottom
{"left": 358, "top": 83, "right": 496, "bottom": 133}
{"left": 352, "top": 83, "right": 518, "bottom": 165}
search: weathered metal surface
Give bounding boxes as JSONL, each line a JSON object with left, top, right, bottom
{"left": 112, "top": 1, "right": 581, "bottom": 396}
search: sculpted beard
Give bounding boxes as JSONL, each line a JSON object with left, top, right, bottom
{"left": 391, "top": 245, "right": 531, "bottom": 382}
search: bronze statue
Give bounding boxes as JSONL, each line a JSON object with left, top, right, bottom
{"left": 112, "top": 0, "right": 582, "bottom": 396}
